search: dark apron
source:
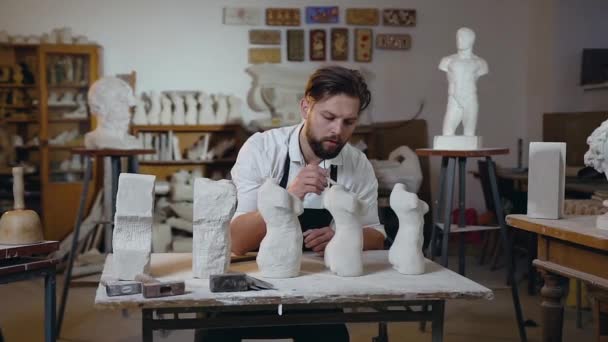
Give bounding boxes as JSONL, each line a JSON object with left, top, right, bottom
{"left": 278, "top": 152, "right": 337, "bottom": 250}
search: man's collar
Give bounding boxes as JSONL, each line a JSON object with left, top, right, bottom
{"left": 288, "top": 122, "right": 344, "bottom": 166}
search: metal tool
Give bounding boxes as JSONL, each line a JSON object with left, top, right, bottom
{"left": 135, "top": 274, "right": 186, "bottom": 298}
{"left": 101, "top": 279, "right": 142, "bottom": 297}
{"left": 209, "top": 273, "right": 275, "bottom": 293}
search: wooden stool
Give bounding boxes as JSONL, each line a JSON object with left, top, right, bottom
{"left": 416, "top": 148, "right": 527, "bottom": 342}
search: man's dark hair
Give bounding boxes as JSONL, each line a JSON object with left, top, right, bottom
{"left": 304, "top": 66, "right": 371, "bottom": 112}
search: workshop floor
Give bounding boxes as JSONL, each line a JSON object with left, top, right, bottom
{"left": 0, "top": 256, "right": 594, "bottom": 342}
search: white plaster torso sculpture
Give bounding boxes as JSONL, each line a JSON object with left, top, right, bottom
{"left": 112, "top": 173, "right": 155, "bottom": 280}
{"left": 434, "top": 27, "right": 488, "bottom": 150}
{"left": 171, "top": 93, "right": 186, "bottom": 125}
{"left": 132, "top": 93, "right": 148, "bottom": 125}
{"left": 171, "top": 169, "right": 193, "bottom": 202}
{"left": 323, "top": 185, "right": 366, "bottom": 277}
{"left": 256, "top": 178, "right": 304, "bottom": 278}
{"left": 388, "top": 184, "right": 429, "bottom": 275}
{"left": 192, "top": 178, "right": 237, "bottom": 278}
{"left": 214, "top": 94, "right": 229, "bottom": 125}
{"left": 184, "top": 93, "right": 198, "bottom": 125}
{"left": 198, "top": 92, "right": 216, "bottom": 124}
{"left": 84, "top": 77, "right": 143, "bottom": 149}
{"left": 584, "top": 121, "right": 608, "bottom": 229}
{"left": 147, "top": 91, "right": 161, "bottom": 125}
{"left": 227, "top": 95, "right": 243, "bottom": 124}
{"left": 160, "top": 93, "right": 173, "bottom": 125}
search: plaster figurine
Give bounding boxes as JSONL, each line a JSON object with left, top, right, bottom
{"left": 256, "top": 179, "right": 304, "bottom": 278}
{"left": 214, "top": 94, "right": 229, "bottom": 125}
{"left": 434, "top": 27, "right": 488, "bottom": 150}
{"left": 63, "top": 93, "right": 87, "bottom": 119}
{"left": 160, "top": 93, "right": 173, "bottom": 125}
{"left": 192, "top": 178, "right": 237, "bottom": 278}
{"left": 227, "top": 95, "right": 243, "bottom": 124}
{"left": 197, "top": 92, "right": 216, "bottom": 124}
{"left": 84, "top": 77, "right": 143, "bottom": 149}
{"left": 170, "top": 169, "right": 193, "bottom": 202}
{"left": 388, "top": 184, "right": 428, "bottom": 275}
{"left": 323, "top": 185, "right": 366, "bottom": 277}
{"left": 147, "top": 91, "right": 161, "bottom": 125}
{"left": 170, "top": 92, "right": 186, "bottom": 125}
{"left": 132, "top": 93, "right": 148, "bottom": 125}
{"left": 58, "top": 90, "right": 77, "bottom": 105}
{"left": 585, "top": 122, "right": 608, "bottom": 229}
{"left": 47, "top": 91, "right": 61, "bottom": 106}
{"left": 112, "top": 173, "right": 155, "bottom": 280}
{"left": 184, "top": 93, "right": 198, "bottom": 125}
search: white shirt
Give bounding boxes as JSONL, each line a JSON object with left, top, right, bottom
{"left": 231, "top": 122, "right": 386, "bottom": 237}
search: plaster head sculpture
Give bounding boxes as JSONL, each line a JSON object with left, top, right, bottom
{"left": 584, "top": 120, "right": 608, "bottom": 229}
{"left": 434, "top": 27, "right": 489, "bottom": 150}
{"left": 388, "top": 184, "right": 428, "bottom": 275}
{"left": 84, "top": 76, "right": 143, "bottom": 149}
{"left": 256, "top": 178, "right": 304, "bottom": 278}
{"left": 323, "top": 185, "right": 366, "bottom": 277}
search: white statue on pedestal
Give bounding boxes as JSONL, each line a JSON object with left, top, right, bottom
{"left": 388, "top": 184, "right": 428, "bottom": 275}
{"left": 184, "top": 93, "right": 198, "bottom": 125}
{"left": 434, "top": 27, "right": 488, "bottom": 150}
{"left": 198, "top": 92, "right": 216, "bottom": 124}
{"left": 323, "top": 185, "right": 366, "bottom": 277}
{"left": 170, "top": 93, "right": 185, "bottom": 125}
{"left": 84, "top": 77, "right": 143, "bottom": 149}
{"left": 256, "top": 179, "right": 304, "bottom": 278}
{"left": 132, "top": 93, "right": 148, "bottom": 125}
{"left": 160, "top": 94, "right": 172, "bottom": 125}
{"left": 147, "top": 91, "right": 161, "bottom": 125}
{"left": 584, "top": 121, "right": 608, "bottom": 230}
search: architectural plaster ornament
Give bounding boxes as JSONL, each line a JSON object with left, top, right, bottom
{"left": 170, "top": 93, "right": 186, "bottom": 125}
{"left": 197, "top": 92, "right": 216, "bottom": 125}
{"left": 433, "top": 27, "right": 488, "bottom": 150}
{"left": 147, "top": 91, "right": 161, "bottom": 125}
{"left": 112, "top": 173, "right": 155, "bottom": 280}
{"left": 585, "top": 123, "right": 608, "bottom": 229}
{"left": 170, "top": 169, "right": 193, "bottom": 202}
{"left": 323, "top": 185, "right": 366, "bottom": 277}
{"left": 256, "top": 179, "right": 304, "bottom": 278}
{"left": 84, "top": 77, "right": 143, "bottom": 149}
{"left": 388, "top": 184, "right": 428, "bottom": 275}
{"left": 160, "top": 93, "right": 173, "bottom": 125}
{"left": 370, "top": 146, "right": 423, "bottom": 193}
{"left": 192, "top": 178, "right": 237, "bottom": 278}
{"left": 132, "top": 93, "right": 148, "bottom": 125}
{"left": 214, "top": 94, "right": 229, "bottom": 125}
{"left": 184, "top": 93, "right": 198, "bottom": 125}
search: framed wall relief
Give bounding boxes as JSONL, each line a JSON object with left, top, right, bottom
{"left": 382, "top": 9, "right": 416, "bottom": 27}
{"left": 249, "top": 30, "right": 281, "bottom": 45}
{"left": 376, "top": 34, "right": 411, "bottom": 50}
{"left": 310, "top": 30, "right": 326, "bottom": 61}
{"left": 249, "top": 48, "right": 281, "bottom": 64}
{"left": 223, "top": 7, "right": 262, "bottom": 25}
{"left": 331, "top": 28, "right": 348, "bottom": 61}
{"left": 346, "top": 8, "right": 379, "bottom": 25}
{"left": 354, "top": 29, "right": 372, "bottom": 62}
{"left": 287, "top": 30, "right": 305, "bottom": 61}
{"left": 266, "top": 8, "right": 301, "bottom": 26}
{"left": 306, "top": 6, "right": 339, "bottom": 24}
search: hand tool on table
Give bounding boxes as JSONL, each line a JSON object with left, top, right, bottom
{"left": 209, "top": 273, "right": 275, "bottom": 293}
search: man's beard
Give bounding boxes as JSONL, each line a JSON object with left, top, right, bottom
{"left": 305, "top": 124, "right": 345, "bottom": 160}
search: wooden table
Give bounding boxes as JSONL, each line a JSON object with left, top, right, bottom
{"left": 0, "top": 241, "right": 59, "bottom": 342}
{"left": 506, "top": 214, "right": 608, "bottom": 341}
{"left": 95, "top": 251, "right": 493, "bottom": 342}
{"left": 495, "top": 168, "right": 608, "bottom": 194}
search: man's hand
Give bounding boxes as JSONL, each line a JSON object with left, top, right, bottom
{"left": 287, "top": 162, "right": 329, "bottom": 200}
{"left": 303, "top": 227, "right": 334, "bottom": 255}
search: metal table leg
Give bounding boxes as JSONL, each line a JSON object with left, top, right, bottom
{"left": 143, "top": 309, "right": 153, "bottom": 342}
{"left": 458, "top": 157, "right": 467, "bottom": 276}
{"left": 431, "top": 301, "right": 445, "bottom": 342}
{"left": 45, "top": 268, "right": 56, "bottom": 342}
{"left": 486, "top": 157, "right": 527, "bottom": 342}
{"left": 57, "top": 156, "right": 92, "bottom": 337}
{"left": 440, "top": 158, "right": 457, "bottom": 268}
{"left": 128, "top": 156, "right": 139, "bottom": 173}
{"left": 428, "top": 157, "right": 449, "bottom": 259}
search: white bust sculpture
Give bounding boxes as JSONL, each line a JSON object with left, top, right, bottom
{"left": 84, "top": 77, "right": 143, "bottom": 149}
{"left": 584, "top": 120, "right": 608, "bottom": 229}
{"left": 323, "top": 185, "right": 366, "bottom": 277}
{"left": 256, "top": 178, "right": 304, "bottom": 278}
{"left": 434, "top": 27, "right": 488, "bottom": 150}
{"left": 388, "top": 184, "right": 428, "bottom": 275}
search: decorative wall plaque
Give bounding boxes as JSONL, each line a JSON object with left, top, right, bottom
{"left": 310, "top": 29, "right": 327, "bottom": 61}
{"left": 287, "top": 30, "right": 305, "bottom": 62}
{"left": 382, "top": 9, "right": 416, "bottom": 27}
{"left": 354, "top": 29, "right": 372, "bottom": 62}
{"left": 376, "top": 34, "right": 411, "bottom": 50}
{"left": 346, "top": 8, "right": 379, "bottom": 25}
{"left": 266, "top": 8, "right": 301, "bottom": 26}
{"left": 249, "top": 30, "right": 281, "bottom": 45}
{"left": 223, "top": 7, "right": 262, "bottom": 25}
{"left": 306, "top": 6, "right": 339, "bottom": 24}
{"left": 331, "top": 28, "right": 348, "bottom": 61}
{"left": 249, "top": 48, "right": 281, "bottom": 64}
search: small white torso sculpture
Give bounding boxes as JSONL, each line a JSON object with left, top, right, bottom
{"left": 170, "top": 93, "right": 185, "bottom": 125}
{"left": 192, "top": 178, "right": 237, "bottom": 278}
{"left": 214, "top": 94, "right": 229, "bottom": 125}
{"left": 170, "top": 169, "right": 193, "bottom": 202}
{"left": 323, "top": 185, "right": 366, "bottom": 277}
{"left": 434, "top": 27, "right": 488, "bottom": 150}
{"left": 388, "top": 184, "right": 429, "bottom": 275}
{"left": 227, "top": 95, "right": 243, "bottom": 124}
{"left": 112, "top": 173, "right": 155, "bottom": 280}
{"left": 184, "top": 93, "right": 198, "bottom": 125}
{"left": 198, "top": 92, "right": 216, "bottom": 124}
{"left": 132, "top": 93, "right": 148, "bottom": 125}
{"left": 147, "top": 91, "right": 161, "bottom": 125}
{"left": 84, "top": 77, "right": 143, "bottom": 149}
{"left": 584, "top": 121, "right": 608, "bottom": 229}
{"left": 160, "top": 94, "right": 173, "bottom": 125}
{"left": 256, "top": 178, "right": 304, "bottom": 278}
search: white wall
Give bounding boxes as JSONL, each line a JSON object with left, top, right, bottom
{"left": 0, "top": 0, "right": 536, "bottom": 211}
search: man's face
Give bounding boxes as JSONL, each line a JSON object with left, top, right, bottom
{"left": 300, "top": 94, "right": 360, "bottom": 160}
